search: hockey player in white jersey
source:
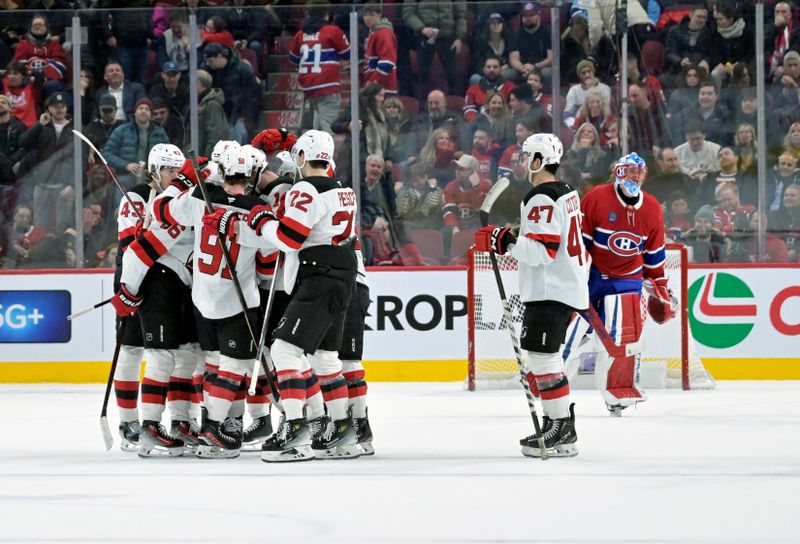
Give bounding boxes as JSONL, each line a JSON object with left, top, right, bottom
{"left": 475, "top": 133, "right": 589, "bottom": 458}
{"left": 154, "top": 146, "right": 276, "bottom": 458}
{"left": 205, "top": 130, "right": 360, "bottom": 461}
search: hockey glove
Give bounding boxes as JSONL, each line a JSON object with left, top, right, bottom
{"left": 111, "top": 284, "right": 143, "bottom": 317}
{"left": 170, "top": 157, "right": 209, "bottom": 190}
{"left": 251, "top": 128, "right": 297, "bottom": 153}
{"left": 475, "top": 226, "right": 516, "bottom": 255}
{"left": 246, "top": 204, "right": 277, "bottom": 233}
{"left": 203, "top": 208, "right": 240, "bottom": 240}
{"left": 133, "top": 220, "right": 145, "bottom": 240}
{"left": 645, "top": 277, "right": 678, "bottom": 324}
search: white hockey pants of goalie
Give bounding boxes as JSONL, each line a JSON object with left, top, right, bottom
{"left": 562, "top": 293, "right": 646, "bottom": 408}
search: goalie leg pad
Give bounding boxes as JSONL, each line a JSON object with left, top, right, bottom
{"left": 141, "top": 349, "right": 176, "bottom": 422}
{"left": 561, "top": 313, "right": 594, "bottom": 382}
{"left": 595, "top": 293, "right": 647, "bottom": 409}
{"left": 271, "top": 339, "right": 308, "bottom": 421}
{"left": 527, "top": 351, "right": 571, "bottom": 419}
{"left": 114, "top": 345, "right": 143, "bottom": 422}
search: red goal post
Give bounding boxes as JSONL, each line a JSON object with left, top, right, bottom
{"left": 467, "top": 243, "right": 715, "bottom": 391}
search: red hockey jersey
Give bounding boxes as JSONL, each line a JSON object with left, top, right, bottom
{"left": 581, "top": 183, "right": 666, "bottom": 280}
{"left": 13, "top": 38, "right": 66, "bottom": 81}
{"left": 289, "top": 23, "right": 350, "bottom": 97}
{"left": 442, "top": 178, "right": 492, "bottom": 229}
{"left": 364, "top": 20, "right": 398, "bottom": 94}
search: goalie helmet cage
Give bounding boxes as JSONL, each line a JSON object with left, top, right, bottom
{"left": 467, "top": 243, "right": 716, "bottom": 391}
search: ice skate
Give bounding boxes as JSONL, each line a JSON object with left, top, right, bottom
{"left": 519, "top": 415, "right": 551, "bottom": 447}
{"left": 118, "top": 421, "right": 141, "bottom": 452}
{"left": 195, "top": 420, "right": 242, "bottom": 459}
{"left": 521, "top": 404, "right": 578, "bottom": 458}
{"left": 241, "top": 415, "right": 272, "bottom": 452}
{"left": 138, "top": 421, "right": 185, "bottom": 458}
{"left": 171, "top": 420, "right": 200, "bottom": 451}
{"left": 312, "top": 417, "right": 361, "bottom": 459}
{"left": 354, "top": 415, "right": 374, "bottom": 456}
{"left": 260, "top": 417, "right": 314, "bottom": 463}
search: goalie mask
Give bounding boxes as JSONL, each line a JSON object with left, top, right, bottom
{"left": 147, "top": 143, "right": 185, "bottom": 190}
{"left": 613, "top": 152, "right": 648, "bottom": 197}
{"left": 520, "top": 133, "right": 562, "bottom": 174}
{"left": 291, "top": 129, "right": 335, "bottom": 171}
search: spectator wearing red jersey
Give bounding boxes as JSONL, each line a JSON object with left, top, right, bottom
{"left": 363, "top": 4, "right": 398, "bottom": 95}
{"left": 713, "top": 182, "right": 753, "bottom": 234}
{"left": 12, "top": 15, "right": 66, "bottom": 96}
{"left": 2, "top": 61, "right": 40, "bottom": 128}
{"left": 463, "top": 55, "right": 516, "bottom": 123}
{"left": 442, "top": 153, "right": 491, "bottom": 232}
{"left": 202, "top": 15, "right": 236, "bottom": 50}
{"left": 2, "top": 203, "right": 46, "bottom": 268}
{"left": 289, "top": 3, "right": 349, "bottom": 134}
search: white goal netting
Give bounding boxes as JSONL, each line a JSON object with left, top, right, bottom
{"left": 467, "top": 244, "right": 715, "bottom": 391}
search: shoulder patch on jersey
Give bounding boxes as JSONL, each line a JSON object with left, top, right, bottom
{"left": 302, "top": 176, "right": 346, "bottom": 194}
{"left": 522, "top": 181, "right": 575, "bottom": 206}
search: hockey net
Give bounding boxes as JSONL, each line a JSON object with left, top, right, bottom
{"left": 467, "top": 243, "right": 715, "bottom": 391}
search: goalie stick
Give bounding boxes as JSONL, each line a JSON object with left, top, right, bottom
{"left": 479, "top": 177, "right": 548, "bottom": 460}
{"left": 68, "top": 297, "right": 112, "bottom": 321}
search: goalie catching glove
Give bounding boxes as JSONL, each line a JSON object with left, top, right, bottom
{"left": 111, "top": 284, "right": 143, "bottom": 317}
{"left": 251, "top": 128, "right": 297, "bottom": 154}
{"left": 203, "top": 208, "right": 240, "bottom": 240}
{"left": 644, "top": 277, "right": 678, "bottom": 324}
{"left": 475, "top": 225, "right": 517, "bottom": 255}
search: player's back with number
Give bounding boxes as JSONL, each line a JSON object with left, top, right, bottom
{"left": 514, "top": 182, "right": 589, "bottom": 311}
{"left": 289, "top": 19, "right": 349, "bottom": 97}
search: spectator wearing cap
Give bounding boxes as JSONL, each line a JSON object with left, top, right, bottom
{"left": 563, "top": 59, "right": 611, "bottom": 129}
{"left": 508, "top": 2, "right": 552, "bottom": 85}
{"left": 674, "top": 118, "right": 721, "bottom": 182}
{"left": 710, "top": 0, "right": 754, "bottom": 87}
{"left": 18, "top": 92, "right": 72, "bottom": 175}
{"left": 191, "top": 69, "right": 227, "bottom": 157}
{"left": 364, "top": 3, "right": 399, "bottom": 96}
{"left": 151, "top": 97, "right": 184, "bottom": 147}
{"left": 681, "top": 204, "right": 728, "bottom": 263}
{"left": 1, "top": 60, "right": 40, "bottom": 128}
{"left": 463, "top": 55, "right": 516, "bottom": 123}
{"left": 470, "top": 13, "right": 515, "bottom": 83}
{"left": 98, "top": 0, "right": 152, "bottom": 84}
{"left": 148, "top": 61, "right": 190, "bottom": 121}
{"left": 95, "top": 61, "right": 147, "bottom": 122}
{"left": 664, "top": 7, "right": 715, "bottom": 82}
{"left": 202, "top": 42, "right": 261, "bottom": 143}
{"left": 83, "top": 94, "right": 124, "bottom": 163}
{"left": 402, "top": 0, "right": 468, "bottom": 98}
{"left": 0, "top": 94, "right": 27, "bottom": 186}
{"left": 12, "top": 15, "right": 66, "bottom": 97}
{"left": 102, "top": 98, "right": 169, "bottom": 189}
{"left": 442, "top": 153, "right": 491, "bottom": 237}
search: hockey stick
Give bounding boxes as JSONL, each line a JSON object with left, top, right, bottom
{"left": 68, "top": 297, "right": 112, "bottom": 321}
{"left": 578, "top": 306, "right": 644, "bottom": 359}
{"left": 479, "top": 179, "right": 548, "bottom": 460}
{"left": 73, "top": 129, "right": 144, "bottom": 222}
{"left": 248, "top": 252, "right": 283, "bottom": 400}
{"left": 100, "top": 318, "right": 127, "bottom": 450}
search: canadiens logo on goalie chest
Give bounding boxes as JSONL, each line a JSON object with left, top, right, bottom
{"left": 607, "top": 231, "right": 643, "bottom": 257}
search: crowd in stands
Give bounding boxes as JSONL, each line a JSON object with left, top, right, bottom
{"left": 0, "top": 0, "right": 798, "bottom": 268}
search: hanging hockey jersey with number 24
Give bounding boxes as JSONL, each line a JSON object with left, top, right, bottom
{"left": 511, "top": 181, "right": 589, "bottom": 310}
{"left": 289, "top": 23, "right": 350, "bottom": 97}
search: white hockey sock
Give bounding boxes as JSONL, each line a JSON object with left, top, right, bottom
{"left": 167, "top": 345, "right": 196, "bottom": 422}
{"left": 114, "top": 345, "right": 143, "bottom": 422}
{"left": 271, "top": 340, "right": 308, "bottom": 421}
{"left": 141, "top": 349, "right": 176, "bottom": 422}
{"left": 342, "top": 360, "right": 368, "bottom": 419}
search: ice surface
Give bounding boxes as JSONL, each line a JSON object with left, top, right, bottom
{"left": 0, "top": 382, "right": 797, "bottom": 543}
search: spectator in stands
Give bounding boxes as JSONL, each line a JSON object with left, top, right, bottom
{"left": 363, "top": 3, "right": 398, "bottom": 96}
{"left": 470, "top": 127, "right": 499, "bottom": 182}
{"left": 648, "top": 147, "right": 694, "bottom": 207}
{"left": 362, "top": 153, "right": 396, "bottom": 227}
{"left": 710, "top": 0, "right": 754, "bottom": 87}
{"left": 726, "top": 210, "right": 789, "bottom": 263}
{"left": 158, "top": 10, "right": 190, "bottom": 72}
{"left": 507, "top": 83, "right": 549, "bottom": 134}
{"left": 627, "top": 82, "right": 672, "bottom": 164}
{"left": 586, "top": 0, "right": 651, "bottom": 51}
{"left": 402, "top": 0, "right": 467, "bottom": 97}
{"left": 442, "top": 153, "right": 490, "bottom": 235}
{"left": 470, "top": 13, "right": 514, "bottom": 83}
{"left": 77, "top": 69, "right": 97, "bottom": 127}
{"left": 413, "top": 89, "right": 467, "bottom": 157}
{"left": 99, "top": 0, "right": 152, "bottom": 84}
{"left": 84, "top": 95, "right": 124, "bottom": 163}
{"left": 766, "top": 2, "right": 800, "bottom": 82}
{"left": 191, "top": 69, "right": 226, "bottom": 157}
{"left": 525, "top": 70, "right": 552, "bottom": 114}
{"left": 603, "top": 118, "right": 621, "bottom": 159}
{"left": 664, "top": 191, "right": 693, "bottom": 241}
{"left": 713, "top": 182, "right": 753, "bottom": 233}
{"left": 0, "top": 95, "right": 26, "bottom": 185}
{"left": 767, "top": 153, "right": 800, "bottom": 211}
{"left": 565, "top": 122, "right": 610, "bottom": 193}
{"left": 332, "top": 82, "right": 388, "bottom": 180}
{"left": 396, "top": 162, "right": 444, "bottom": 230}
{"left": 768, "top": 183, "right": 800, "bottom": 261}
{"left": 463, "top": 55, "right": 516, "bottom": 123}
{"left": 26, "top": 0, "right": 71, "bottom": 44}
{"left": 202, "top": 15, "right": 235, "bottom": 50}
{"left": 2, "top": 202, "right": 45, "bottom": 269}
{"left": 473, "top": 90, "right": 512, "bottom": 149}
{"left": 103, "top": 98, "right": 169, "bottom": 189}
{"left": 734, "top": 123, "right": 757, "bottom": 174}
{"left": 573, "top": 86, "right": 616, "bottom": 145}
{"left": 96, "top": 61, "right": 147, "bottom": 122}
{"left": 12, "top": 15, "right": 66, "bottom": 97}
{"left": 664, "top": 7, "right": 714, "bottom": 85}
{"left": 17, "top": 91, "right": 73, "bottom": 181}
{"left": 681, "top": 204, "right": 728, "bottom": 263}
{"left": 672, "top": 80, "right": 731, "bottom": 146}
{"left": 2, "top": 60, "right": 39, "bottom": 128}
{"left": 782, "top": 122, "right": 800, "bottom": 161}
{"left": 721, "top": 62, "right": 754, "bottom": 116}
{"left": 563, "top": 59, "right": 611, "bottom": 130}
{"left": 84, "top": 162, "right": 118, "bottom": 237}
{"left": 674, "top": 118, "right": 721, "bottom": 182}
{"left": 772, "top": 51, "right": 800, "bottom": 112}
{"left": 625, "top": 56, "right": 667, "bottom": 113}
{"left": 698, "top": 146, "right": 756, "bottom": 206}
{"left": 497, "top": 116, "right": 536, "bottom": 178}
{"left": 668, "top": 64, "right": 707, "bottom": 119}
{"left": 223, "top": 0, "right": 271, "bottom": 76}
{"left": 733, "top": 87, "right": 758, "bottom": 130}
{"left": 383, "top": 96, "right": 414, "bottom": 167}
{"left": 202, "top": 42, "right": 261, "bottom": 142}
{"left": 149, "top": 61, "right": 190, "bottom": 121}
{"left": 151, "top": 97, "right": 184, "bottom": 147}
{"left": 418, "top": 127, "right": 457, "bottom": 186}
{"left": 59, "top": 199, "right": 109, "bottom": 269}
{"left": 508, "top": 2, "right": 552, "bottom": 85}
{"left": 560, "top": 13, "right": 592, "bottom": 86}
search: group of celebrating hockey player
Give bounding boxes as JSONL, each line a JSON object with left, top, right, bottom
{"left": 476, "top": 135, "right": 678, "bottom": 458}
{"left": 109, "top": 127, "right": 372, "bottom": 461}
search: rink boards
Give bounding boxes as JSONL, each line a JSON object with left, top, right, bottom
{"left": 0, "top": 264, "right": 798, "bottom": 382}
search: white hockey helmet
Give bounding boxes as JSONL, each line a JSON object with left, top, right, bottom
{"left": 219, "top": 145, "right": 255, "bottom": 179}
{"left": 291, "top": 129, "right": 335, "bottom": 171}
{"left": 242, "top": 144, "right": 268, "bottom": 176}
{"left": 203, "top": 161, "right": 223, "bottom": 186}
{"left": 268, "top": 150, "right": 301, "bottom": 180}
{"left": 211, "top": 140, "right": 241, "bottom": 163}
{"left": 520, "top": 133, "right": 563, "bottom": 174}
{"left": 147, "top": 143, "right": 185, "bottom": 187}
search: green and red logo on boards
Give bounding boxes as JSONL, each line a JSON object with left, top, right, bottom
{"left": 688, "top": 272, "right": 757, "bottom": 348}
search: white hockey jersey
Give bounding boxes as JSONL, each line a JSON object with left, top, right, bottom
{"left": 511, "top": 180, "right": 589, "bottom": 310}
{"left": 157, "top": 184, "right": 277, "bottom": 320}
{"left": 238, "top": 175, "right": 358, "bottom": 292}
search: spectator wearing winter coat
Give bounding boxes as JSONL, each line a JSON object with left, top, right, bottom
{"left": 766, "top": 2, "right": 800, "bottom": 81}
{"left": 83, "top": 95, "right": 125, "bottom": 164}
{"left": 364, "top": 4, "right": 398, "bottom": 95}
{"left": 664, "top": 8, "right": 715, "bottom": 80}
{"left": 767, "top": 153, "right": 800, "bottom": 212}
{"left": 148, "top": 61, "right": 190, "bottom": 122}
{"left": 710, "top": 0, "right": 755, "bottom": 87}
{"left": 681, "top": 205, "right": 728, "bottom": 263}
{"left": 768, "top": 183, "right": 800, "bottom": 261}
{"left": 95, "top": 61, "right": 147, "bottom": 122}
{"left": 672, "top": 80, "right": 732, "bottom": 147}
{"left": 191, "top": 69, "right": 227, "bottom": 157}
{"left": 98, "top": 0, "right": 152, "bottom": 84}
{"left": 0, "top": 95, "right": 27, "bottom": 185}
